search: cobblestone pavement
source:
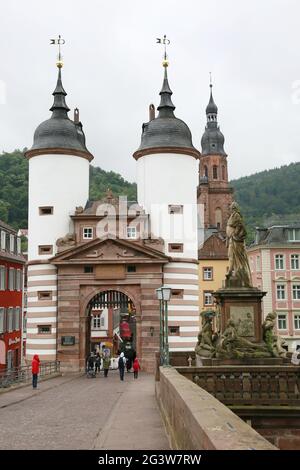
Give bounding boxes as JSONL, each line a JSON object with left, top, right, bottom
{"left": 0, "top": 371, "right": 169, "bottom": 450}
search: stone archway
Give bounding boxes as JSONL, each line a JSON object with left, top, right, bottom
{"left": 79, "top": 286, "right": 141, "bottom": 370}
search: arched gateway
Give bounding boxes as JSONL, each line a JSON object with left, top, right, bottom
{"left": 85, "top": 289, "right": 137, "bottom": 363}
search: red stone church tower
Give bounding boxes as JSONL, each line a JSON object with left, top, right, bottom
{"left": 197, "top": 84, "right": 233, "bottom": 232}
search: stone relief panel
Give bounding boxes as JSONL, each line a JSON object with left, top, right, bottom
{"left": 230, "top": 306, "right": 254, "bottom": 337}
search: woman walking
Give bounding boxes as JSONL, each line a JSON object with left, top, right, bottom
{"left": 103, "top": 355, "right": 110, "bottom": 377}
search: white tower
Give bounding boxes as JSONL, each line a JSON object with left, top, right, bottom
{"left": 133, "top": 56, "right": 200, "bottom": 353}
{"left": 25, "top": 62, "right": 93, "bottom": 362}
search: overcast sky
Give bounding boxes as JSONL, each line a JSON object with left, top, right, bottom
{"left": 1, "top": 0, "right": 300, "bottom": 182}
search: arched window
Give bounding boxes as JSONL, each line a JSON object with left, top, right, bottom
{"left": 215, "top": 208, "right": 222, "bottom": 229}
{"left": 222, "top": 165, "right": 226, "bottom": 180}
{"left": 213, "top": 165, "right": 218, "bottom": 179}
{"left": 204, "top": 165, "right": 208, "bottom": 178}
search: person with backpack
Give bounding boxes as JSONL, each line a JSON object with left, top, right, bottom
{"left": 31, "top": 354, "right": 40, "bottom": 389}
{"left": 133, "top": 357, "right": 141, "bottom": 379}
{"left": 118, "top": 352, "right": 126, "bottom": 381}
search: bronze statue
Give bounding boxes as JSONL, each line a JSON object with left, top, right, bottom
{"left": 226, "top": 202, "right": 252, "bottom": 287}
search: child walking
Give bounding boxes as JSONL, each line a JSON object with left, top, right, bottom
{"left": 133, "top": 357, "right": 141, "bottom": 379}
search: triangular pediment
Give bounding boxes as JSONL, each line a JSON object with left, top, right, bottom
{"left": 51, "top": 236, "right": 169, "bottom": 264}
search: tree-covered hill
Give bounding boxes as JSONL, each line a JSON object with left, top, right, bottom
{"left": 0, "top": 150, "right": 299, "bottom": 243}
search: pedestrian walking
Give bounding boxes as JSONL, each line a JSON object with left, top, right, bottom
{"left": 32, "top": 354, "right": 40, "bottom": 389}
{"left": 118, "top": 352, "right": 126, "bottom": 381}
{"left": 95, "top": 352, "right": 101, "bottom": 375}
{"left": 133, "top": 357, "right": 141, "bottom": 379}
{"left": 103, "top": 355, "right": 110, "bottom": 377}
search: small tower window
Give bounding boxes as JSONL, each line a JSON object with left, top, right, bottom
{"left": 38, "top": 245, "right": 53, "bottom": 255}
{"left": 213, "top": 165, "right": 218, "bottom": 179}
{"left": 39, "top": 206, "right": 54, "bottom": 215}
{"left": 168, "top": 243, "right": 184, "bottom": 253}
{"left": 222, "top": 165, "right": 226, "bottom": 180}
{"left": 215, "top": 208, "right": 222, "bottom": 229}
{"left": 204, "top": 165, "right": 208, "bottom": 178}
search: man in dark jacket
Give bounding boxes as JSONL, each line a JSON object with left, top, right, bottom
{"left": 118, "top": 352, "right": 126, "bottom": 381}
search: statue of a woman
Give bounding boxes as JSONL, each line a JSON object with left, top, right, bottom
{"left": 226, "top": 202, "right": 252, "bottom": 287}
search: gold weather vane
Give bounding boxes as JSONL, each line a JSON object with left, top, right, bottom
{"left": 50, "top": 35, "right": 65, "bottom": 68}
{"left": 156, "top": 34, "right": 170, "bottom": 67}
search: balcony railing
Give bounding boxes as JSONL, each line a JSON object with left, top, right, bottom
{"left": 0, "top": 361, "right": 60, "bottom": 388}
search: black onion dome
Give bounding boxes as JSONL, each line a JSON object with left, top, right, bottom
{"left": 26, "top": 68, "right": 93, "bottom": 159}
{"left": 134, "top": 67, "right": 199, "bottom": 158}
{"left": 201, "top": 84, "right": 226, "bottom": 156}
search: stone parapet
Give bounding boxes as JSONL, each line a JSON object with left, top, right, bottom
{"left": 156, "top": 367, "right": 276, "bottom": 450}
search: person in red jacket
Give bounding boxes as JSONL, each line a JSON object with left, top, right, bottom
{"left": 31, "top": 354, "right": 40, "bottom": 389}
{"left": 133, "top": 357, "right": 141, "bottom": 379}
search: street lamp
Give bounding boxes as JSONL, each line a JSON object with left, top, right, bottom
{"left": 156, "top": 286, "right": 172, "bottom": 367}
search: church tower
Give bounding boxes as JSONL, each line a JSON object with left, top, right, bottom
{"left": 198, "top": 83, "right": 233, "bottom": 232}
{"left": 25, "top": 59, "right": 93, "bottom": 362}
{"left": 133, "top": 50, "right": 201, "bottom": 353}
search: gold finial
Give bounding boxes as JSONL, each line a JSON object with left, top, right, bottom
{"left": 156, "top": 34, "right": 170, "bottom": 67}
{"left": 50, "top": 35, "right": 65, "bottom": 68}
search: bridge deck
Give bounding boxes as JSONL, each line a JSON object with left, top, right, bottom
{"left": 0, "top": 371, "right": 169, "bottom": 450}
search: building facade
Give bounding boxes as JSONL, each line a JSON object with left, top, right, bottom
{"left": 25, "top": 55, "right": 201, "bottom": 372}
{"left": 248, "top": 225, "right": 300, "bottom": 351}
{"left": 0, "top": 221, "right": 25, "bottom": 370}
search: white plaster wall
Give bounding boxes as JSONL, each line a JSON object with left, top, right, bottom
{"left": 28, "top": 154, "right": 89, "bottom": 260}
{"left": 137, "top": 153, "right": 199, "bottom": 259}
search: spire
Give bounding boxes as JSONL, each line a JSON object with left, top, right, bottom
{"left": 206, "top": 77, "right": 218, "bottom": 122}
{"left": 49, "top": 67, "right": 70, "bottom": 118}
{"left": 157, "top": 65, "right": 176, "bottom": 117}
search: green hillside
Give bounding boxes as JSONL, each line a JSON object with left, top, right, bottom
{"left": 0, "top": 150, "right": 299, "bottom": 243}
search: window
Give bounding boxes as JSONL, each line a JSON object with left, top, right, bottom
{"left": 294, "top": 314, "right": 300, "bottom": 330}
{"left": 10, "top": 234, "right": 15, "bottom": 253}
{"left": 38, "top": 245, "right": 53, "bottom": 255}
{"left": 127, "top": 226, "right": 137, "bottom": 239}
{"left": 0, "top": 308, "right": 5, "bottom": 334}
{"left": 83, "top": 227, "right": 93, "bottom": 239}
{"left": 16, "top": 270, "right": 22, "bottom": 291}
{"left": 92, "top": 314, "right": 102, "bottom": 329}
{"left": 23, "top": 316, "right": 27, "bottom": 334}
{"left": 288, "top": 229, "right": 300, "bottom": 242}
{"left": 84, "top": 266, "right": 93, "bottom": 273}
{"left": 256, "top": 256, "right": 261, "bottom": 272}
{"left": 0, "top": 265, "right": 6, "bottom": 290}
{"left": 291, "top": 254, "right": 299, "bottom": 270}
{"left": 171, "top": 289, "right": 184, "bottom": 299}
{"left": 7, "top": 308, "right": 13, "bottom": 332}
{"left": 168, "top": 205, "right": 183, "bottom": 214}
{"left": 38, "top": 291, "right": 52, "bottom": 300}
{"left": 278, "top": 314, "right": 287, "bottom": 330}
{"left": 276, "top": 284, "right": 286, "bottom": 300}
{"left": 222, "top": 165, "right": 226, "bottom": 180}
{"left": 39, "top": 206, "right": 54, "bottom": 215}
{"left": 204, "top": 291, "right": 213, "bottom": 306}
{"left": 9, "top": 268, "right": 15, "bottom": 290}
{"left": 275, "top": 254, "right": 284, "bottom": 270}
{"left": 17, "top": 237, "right": 21, "bottom": 254}
{"left": 168, "top": 326, "right": 180, "bottom": 336}
{"left": 1, "top": 231, "right": 6, "bottom": 250}
{"left": 293, "top": 285, "right": 300, "bottom": 300}
{"left": 14, "top": 307, "right": 20, "bottom": 331}
{"left": 168, "top": 243, "right": 184, "bottom": 253}
{"left": 38, "top": 325, "right": 52, "bottom": 334}
{"left": 213, "top": 165, "right": 218, "bottom": 179}
{"left": 204, "top": 165, "right": 208, "bottom": 178}
{"left": 127, "top": 265, "right": 136, "bottom": 273}
{"left": 203, "top": 267, "right": 213, "bottom": 280}
{"left": 100, "top": 316, "right": 105, "bottom": 328}
{"left": 215, "top": 208, "right": 222, "bottom": 229}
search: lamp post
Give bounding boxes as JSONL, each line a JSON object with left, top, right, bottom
{"left": 156, "top": 286, "right": 172, "bottom": 366}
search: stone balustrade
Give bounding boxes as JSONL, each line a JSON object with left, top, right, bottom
{"left": 177, "top": 366, "right": 300, "bottom": 406}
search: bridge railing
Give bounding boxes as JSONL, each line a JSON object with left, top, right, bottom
{"left": 0, "top": 361, "right": 60, "bottom": 389}
{"left": 176, "top": 365, "right": 300, "bottom": 406}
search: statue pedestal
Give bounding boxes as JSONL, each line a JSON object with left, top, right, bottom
{"left": 214, "top": 287, "right": 267, "bottom": 343}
